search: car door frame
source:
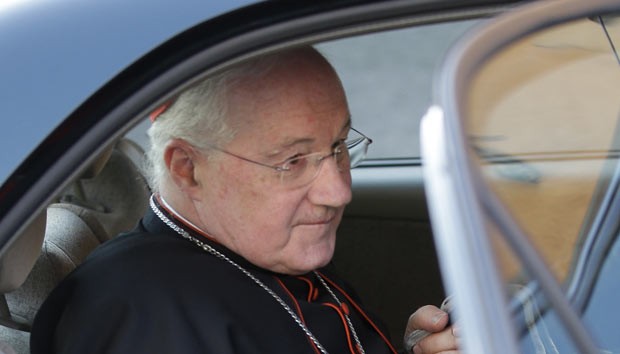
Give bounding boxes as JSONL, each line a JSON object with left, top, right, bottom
{"left": 421, "top": 1, "right": 620, "bottom": 353}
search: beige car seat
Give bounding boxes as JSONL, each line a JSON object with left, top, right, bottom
{"left": 0, "top": 211, "right": 46, "bottom": 354}
{"left": 0, "top": 139, "right": 149, "bottom": 354}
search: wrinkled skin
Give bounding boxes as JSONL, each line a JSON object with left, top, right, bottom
{"left": 162, "top": 48, "right": 460, "bottom": 354}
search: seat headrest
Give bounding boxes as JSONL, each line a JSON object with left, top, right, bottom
{"left": 80, "top": 146, "right": 114, "bottom": 179}
{"left": 0, "top": 210, "right": 46, "bottom": 293}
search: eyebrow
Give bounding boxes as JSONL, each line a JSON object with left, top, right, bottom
{"left": 341, "top": 117, "right": 352, "bottom": 134}
{"left": 265, "top": 116, "right": 352, "bottom": 158}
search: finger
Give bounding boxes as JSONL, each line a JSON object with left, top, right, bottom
{"left": 412, "top": 326, "right": 458, "bottom": 354}
{"left": 451, "top": 323, "right": 461, "bottom": 339}
{"left": 406, "top": 305, "right": 450, "bottom": 334}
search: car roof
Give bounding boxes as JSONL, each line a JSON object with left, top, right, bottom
{"left": 0, "top": 0, "right": 255, "bottom": 184}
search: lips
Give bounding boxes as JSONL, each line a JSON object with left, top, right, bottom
{"left": 302, "top": 218, "right": 333, "bottom": 226}
{"left": 296, "top": 214, "right": 336, "bottom": 226}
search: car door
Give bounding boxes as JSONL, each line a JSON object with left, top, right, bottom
{"left": 422, "top": 0, "right": 620, "bottom": 353}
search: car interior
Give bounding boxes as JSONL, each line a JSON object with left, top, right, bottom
{"left": 0, "top": 139, "right": 150, "bottom": 353}
{"left": 0, "top": 133, "right": 444, "bottom": 354}
{"left": 0, "top": 3, "right": 529, "bottom": 353}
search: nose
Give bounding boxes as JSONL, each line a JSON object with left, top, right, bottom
{"left": 307, "top": 157, "right": 352, "bottom": 207}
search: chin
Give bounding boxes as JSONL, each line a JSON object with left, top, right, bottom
{"left": 279, "top": 229, "right": 336, "bottom": 274}
{"left": 296, "top": 243, "right": 335, "bottom": 273}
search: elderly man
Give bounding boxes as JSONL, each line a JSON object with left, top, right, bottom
{"left": 31, "top": 46, "right": 457, "bottom": 354}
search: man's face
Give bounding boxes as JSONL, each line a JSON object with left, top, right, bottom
{"left": 191, "top": 55, "right": 352, "bottom": 275}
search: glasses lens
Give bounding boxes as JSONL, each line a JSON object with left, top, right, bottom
{"left": 335, "top": 142, "right": 349, "bottom": 169}
{"left": 346, "top": 128, "right": 371, "bottom": 168}
{"left": 280, "top": 153, "right": 326, "bottom": 187}
{"left": 279, "top": 128, "right": 371, "bottom": 187}
{"left": 281, "top": 155, "right": 310, "bottom": 181}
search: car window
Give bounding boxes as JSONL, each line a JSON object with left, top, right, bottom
{"left": 317, "top": 19, "right": 480, "bottom": 159}
{"left": 467, "top": 17, "right": 620, "bottom": 284}
{"left": 127, "top": 19, "right": 480, "bottom": 160}
{"left": 466, "top": 16, "right": 620, "bottom": 354}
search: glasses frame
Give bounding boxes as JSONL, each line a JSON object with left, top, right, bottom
{"left": 204, "top": 127, "right": 372, "bottom": 185}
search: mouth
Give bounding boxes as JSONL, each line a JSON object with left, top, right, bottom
{"left": 296, "top": 214, "right": 336, "bottom": 226}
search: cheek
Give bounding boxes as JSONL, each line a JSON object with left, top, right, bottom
{"left": 248, "top": 193, "right": 308, "bottom": 246}
{"left": 212, "top": 163, "right": 232, "bottom": 199}
{"left": 343, "top": 170, "right": 352, "bottom": 186}
{"left": 223, "top": 167, "right": 303, "bottom": 225}
{"left": 251, "top": 192, "right": 303, "bottom": 227}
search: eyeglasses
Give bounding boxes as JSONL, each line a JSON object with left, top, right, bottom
{"left": 205, "top": 127, "right": 372, "bottom": 188}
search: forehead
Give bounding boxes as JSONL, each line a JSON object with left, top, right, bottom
{"left": 225, "top": 52, "right": 349, "bottom": 144}
{"left": 228, "top": 51, "right": 344, "bottom": 103}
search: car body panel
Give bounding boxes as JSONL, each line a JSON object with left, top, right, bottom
{"left": 0, "top": 0, "right": 526, "bottom": 246}
{"left": 0, "top": 0, "right": 254, "bottom": 184}
{"left": 0, "top": 0, "right": 553, "bottom": 353}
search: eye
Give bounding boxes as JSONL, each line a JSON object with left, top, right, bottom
{"left": 277, "top": 150, "right": 309, "bottom": 171}
{"left": 281, "top": 155, "right": 309, "bottom": 177}
{"left": 282, "top": 153, "right": 303, "bottom": 166}
{"left": 334, "top": 139, "right": 346, "bottom": 153}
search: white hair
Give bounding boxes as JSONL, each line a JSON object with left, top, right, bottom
{"left": 145, "top": 46, "right": 331, "bottom": 194}
{"left": 145, "top": 71, "right": 231, "bottom": 194}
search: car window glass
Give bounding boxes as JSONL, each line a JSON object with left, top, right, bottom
{"left": 127, "top": 19, "right": 481, "bottom": 160}
{"left": 318, "top": 19, "right": 480, "bottom": 159}
{"left": 507, "top": 229, "right": 620, "bottom": 354}
{"left": 467, "top": 15, "right": 620, "bottom": 353}
{"left": 581, "top": 229, "right": 620, "bottom": 352}
{"left": 515, "top": 298, "right": 579, "bottom": 353}
{"left": 467, "top": 17, "right": 620, "bottom": 283}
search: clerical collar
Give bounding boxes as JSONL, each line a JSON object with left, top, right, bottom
{"left": 153, "top": 194, "right": 216, "bottom": 242}
{"left": 149, "top": 194, "right": 260, "bottom": 273}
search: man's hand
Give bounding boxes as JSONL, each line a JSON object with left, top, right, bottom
{"left": 404, "top": 305, "right": 459, "bottom": 354}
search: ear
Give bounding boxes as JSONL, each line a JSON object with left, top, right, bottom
{"left": 163, "top": 139, "right": 204, "bottom": 199}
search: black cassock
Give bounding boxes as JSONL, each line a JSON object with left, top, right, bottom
{"left": 31, "top": 203, "right": 397, "bottom": 354}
